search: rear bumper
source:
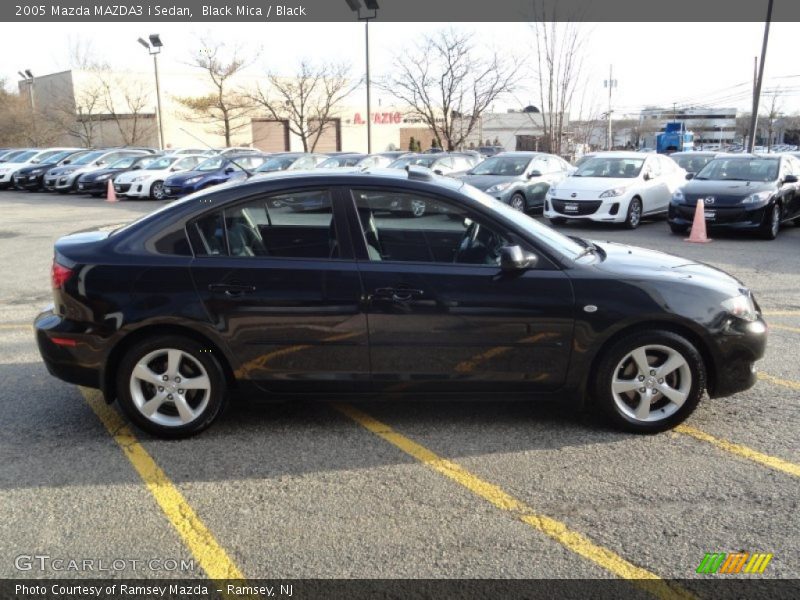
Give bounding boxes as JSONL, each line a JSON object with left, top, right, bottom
{"left": 34, "top": 309, "right": 104, "bottom": 390}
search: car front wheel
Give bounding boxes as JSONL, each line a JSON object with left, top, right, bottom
{"left": 760, "top": 203, "right": 780, "bottom": 240}
{"left": 509, "top": 193, "right": 526, "bottom": 212}
{"left": 117, "top": 335, "right": 227, "bottom": 438}
{"left": 593, "top": 330, "right": 705, "bottom": 433}
{"left": 150, "top": 180, "right": 166, "bottom": 201}
{"left": 624, "top": 197, "right": 643, "bottom": 229}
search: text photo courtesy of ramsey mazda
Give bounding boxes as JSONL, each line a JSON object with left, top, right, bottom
{"left": 1, "top": 2, "right": 800, "bottom": 599}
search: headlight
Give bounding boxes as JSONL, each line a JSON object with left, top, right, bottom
{"left": 741, "top": 191, "right": 771, "bottom": 205}
{"left": 60, "top": 169, "right": 75, "bottom": 175}
{"left": 131, "top": 175, "right": 147, "bottom": 182}
{"left": 599, "top": 187, "right": 628, "bottom": 198}
{"left": 721, "top": 294, "right": 757, "bottom": 322}
{"left": 95, "top": 173, "right": 111, "bottom": 181}
{"left": 672, "top": 189, "right": 685, "bottom": 203}
{"left": 0, "top": 168, "right": 9, "bottom": 175}
{"left": 486, "top": 182, "right": 512, "bottom": 194}
{"left": 30, "top": 168, "right": 44, "bottom": 175}
{"left": 185, "top": 176, "right": 203, "bottom": 185}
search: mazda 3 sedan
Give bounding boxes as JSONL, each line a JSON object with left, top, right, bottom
{"left": 35, "top": 168, "right": 767, "bottom": 438}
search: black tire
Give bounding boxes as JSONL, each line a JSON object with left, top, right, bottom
{"left": 624, "top": 197, "right": 643, "bottom": 229}
{"left": 593, "top": 329, "right": 705, "bottom": 434}
{"left": 759, "top": 203, "right": 780, "bottom": 240}
{"left": 116, "top": 335, "right": 228, "bottom": 439}
{"left": 150, "top": 180, "right": 166, "bottom": 201}
{"left": 669, "top": 223, "right": 688, "bottom": 235}
{"left": 549, "top": 217, "right": 567, "bottom": 226}
{"left": 509, "top": 193, "right": 526, "bottom": 212}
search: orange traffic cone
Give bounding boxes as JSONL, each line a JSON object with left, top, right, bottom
{"left": 685, "top": 198, "right": 711, "bottom": 243}
{"left": 105, "top": 179, "right": 117, "bottom": 203}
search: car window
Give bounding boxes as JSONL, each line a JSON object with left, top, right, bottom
{"left": 190, "top": 189, "right": 337, "bottom": 259}
{"left": 575, "top": 157, "right": 644, "bottom": 178}
{"left": 352, "top": 189, "right": 511, "bottom": 265}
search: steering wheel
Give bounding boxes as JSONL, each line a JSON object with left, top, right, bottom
{"left": 455, "top": 221, "right": 481, "bottom": 263}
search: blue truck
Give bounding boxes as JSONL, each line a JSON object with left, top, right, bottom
{"left": 657, "top": 122, "right": 694, "bottom": 154}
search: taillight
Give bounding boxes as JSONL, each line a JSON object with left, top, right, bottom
{"left": 51, "top": 261, "right": 74, "bottom": 289}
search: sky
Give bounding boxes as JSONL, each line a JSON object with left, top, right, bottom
{"left": 2, "top": 21, "right": 800, "bottom": 118}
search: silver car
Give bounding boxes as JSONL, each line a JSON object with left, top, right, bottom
{"left": 458, "top": 152, "right": 574, "bottom": 212}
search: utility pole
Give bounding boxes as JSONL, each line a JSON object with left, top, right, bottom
{"left": 748, "top": 0, "right": 774, "bottom": 153}
{"left": 604, "top": 65, "right": 616, "bottom": 150}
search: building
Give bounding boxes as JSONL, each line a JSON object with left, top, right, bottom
{"left": 639, "top": 106, "right": 737, "bottom": 148}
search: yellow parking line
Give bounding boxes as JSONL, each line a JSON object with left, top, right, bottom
{"left": 334, "top": 403, "right": 694, "bottom": 600}
{"left": 763, "top": 310, "right": 800, "bottom": 316}
{"left": 770, "top": 324, "right": 800, "bottom": 334}
{"left": 758, "top": 371, "right": 800, "bottom": 391}
{"left": 79, "top": 388, "right": 248, "bottom": 583}
{"left": 0, "top": 323, "right": 32, "bottom": 330}
{"left": 675, "top": 425, "right": 800, "bottom": 479}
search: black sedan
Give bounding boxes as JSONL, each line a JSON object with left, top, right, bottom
{"left": 35, "top": 169, "right": 767, "bottom": 438}
{"left": 668, "top": 154, "right": 800, "bottom": 239}
{"left": 14, "top": 149, "right": 88, "bottom": 191}
{"left": 76, "top": 155, "right": 159, "bottom": 197}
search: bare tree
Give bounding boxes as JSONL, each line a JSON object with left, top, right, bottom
{"left": 735, "top": 112, "right": 752, "bottom": 145}
{"left": 530, "top": 15, "right": 587, "bottom": 155}
{"left": 381, "top": 29, "right": 519, "bottom": 151}
{"left": 97, "top": 73, "right": 156, "bottom": 145}
{"left": 175, "top": 38, "right": 256, "bottom": 146}
{"left": 250, "top": 60, "right": 355, "bottom": 152}
{"left": 761, "top": 89, "right": 783, "bottom": 152}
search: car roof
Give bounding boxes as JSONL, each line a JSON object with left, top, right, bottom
{"left": 584, "top": 151, "right": 650, "bottom": 159}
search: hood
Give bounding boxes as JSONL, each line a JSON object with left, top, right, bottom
{"left": 17, "top": 161, "right": 60, "bottom": 175}
{"left": 116, "top": 169, "right": 163, "bottom": 184}
{"left": 458, "top": 173, "right": 523, "bottom": 191}
{"left": 551, "top": 176, "right": 635, "bottom": 197}
{"left": 592, "top": 240, "right": 742, "bottom": 292}
{"left": 165, "top": 170, "right": 209, "bottom": 185}
{"left": 79, "top": 167, "right": 125, "bottom": 182}
{"left": 679, "top": 179, "right": 776, "bottom": 205}
{"left": 47, "top": 164, "right": 96, "bottom": 177}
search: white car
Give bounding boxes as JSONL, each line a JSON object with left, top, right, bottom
{"left": 114, "top": 154, "right": 205, "bottom": 200}
{"left": 164, "top": 147, "right": 209, "bottom": 156}
{"left": 544, "top": 152, "right": 686, "bottom": 229}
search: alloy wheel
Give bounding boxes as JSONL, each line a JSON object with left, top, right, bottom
{"left": 510, "top": 194, "right": 525, "bottom": 212}
{"left": 152, "top": 181, "right": 165, "bottom": 200}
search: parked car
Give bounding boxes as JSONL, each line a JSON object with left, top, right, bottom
{"left": 316, "top": 154, "right": 366, "bottom": 168}
{"left": 669, "top": 151, "right": 727, "bottom": 176}
{"left": 206, "top": 147, "right": 260, "bottom": 156}
{"left": 115, "top": 155, "right": 205, "bottom": 200}
{"left": 164, "top": 148, "right": 209, "bottom": 156}
{"left": 0, "top": 149, "right": 29, "bottom": 163}
{"left": 162, "top": 154, "right": 267, "bottom": 198}
{"left": 458, "top": 152, "right": 573, "bottom": 212}
{"left": 477, "top": 145, "right": 505, "bottom": 157}
{"left": 668, "top": 154, "right": 800, "bottom": 240}
{"left": 254, "top": 153, "right": 329, "bottom": 174}
{"left": 14, "top": 149, "right": 88, "bottom": 191}
{"left": 35, "top": 168, "right": 767, "bottom": 438}
{"left": 544, "top": 151, "right": 687, "bottom": 229}
{"left": 47, "top": 149, "right": 150, "bottom": 194}
{"left": 387, "top": 153, "right": 477, "bottom": 177}
{"left": 574, "top": 153, "right": 597, "bottom": 168}
{"left": 76, "top": 154, "right": 160, "bottom": 197}
{"left": 0, "top": 148, "right": 76, "bottom": 189}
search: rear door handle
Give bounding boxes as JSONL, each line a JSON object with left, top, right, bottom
{"left": 373, "top": 287, "right": 425, "bottom": 302}
{"left": 208, "top": 283, "right": 256, "bottom": 297}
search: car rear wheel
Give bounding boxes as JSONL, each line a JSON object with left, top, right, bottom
{"left": 593, "top": 330, "right": 705, "bottom": 433}
{"left": 509, "top": 193, "right": 526, "bottom": 212}
{"left": 624, "top": 197, "right": 642, "bottom": 229}
{"left": 150, "top": 180, "right": 166, "bottom": 201}
{"left": 117, "top": 336, "right": 227, "bottom": 438}
{"left": 760, "top": 203, "right": 780, "bottom": 240}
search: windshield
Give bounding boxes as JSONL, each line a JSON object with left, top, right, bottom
{"left": 195, "top": 156, "right": 225, "bottom": 171}
{"left": 72, "top": 151, "right": 106, "bottom": 165}
{"left": 145, "top": 156, "right": 178, "bottom": 170}
{"left": 461, "top": 184, "right": 585, "bottom": 260}
{"left": 109, "top": 156, "right": 140, "bottom": 169}
{"left": 257, "top": 156, "right": 297, "bottom": 172}
{"left": 470, "top": 156, "right": 531, "bottom": 176}
{"left": 318, "top": 156, "right": 363, "bottom": 168}
{"left": 388, "top": 156, "right": 437, "bottom": 169}
{"left": 31, "top": 150, "right": 63, "bottom": 163}
{"left": 43, "top": 150, "right": 74, "bottom": 164}
{"left": 12, "top": 150, "right": 37, "bottom": 162}
{"left": 674, "top": 155, "right": 714, "bottom": 173}
{"left": 695, "top": 157, "right": 779, "bottom": 182}
{"left": 575, "top": 157, "right": 645, "bottom": 178}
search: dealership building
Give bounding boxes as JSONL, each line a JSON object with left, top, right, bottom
{"left": 19, "top": 69, "right": 559, "bottom": 154}
{"left": 638, "top": 106, "right": 738, "bottom": 147}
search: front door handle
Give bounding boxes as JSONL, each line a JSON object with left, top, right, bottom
{"left": 208, "top": 283, "right": 256, "bottom": 297}
{"left": 373, "top": 287, "right": 425, "bottom": 302}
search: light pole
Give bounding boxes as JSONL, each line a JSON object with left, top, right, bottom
{"left": 18, "top": 70, "right": 36, "bottom": 145}
{"left": 604, "top": 65, "right": 617, "bottom": 150}
{"left": 346, "top": 0, "right": 379, "bottom": 154}
{"left": 138, "top": 34, "right": 165, "bottom": 150}
{"left": 748, "top": 0, "right": 774, "bottom": 153}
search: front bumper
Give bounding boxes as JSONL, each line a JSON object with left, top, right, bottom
{"left": 34, "top": 309, "right": 104, "bottom": 389}
{"left": 708, "top": 315, "right": 768, "bottom": 398}
{"left": 114, "top": 182, "right": 136, "bottom": 195}
{"left": 14, "top": 173, "right": 45, "bottom": 189}
{"left": 163, "top": 182, "right": 200, "bottom": 198}
{"left": 544, "top": 196, "right": 626, "bottom": 223}
{"left": 668, "top": 202, "right": 769, "bottom": 231}
{"left": 54, "top": 173, "right": 80, "bottom": 191}
{"left": 76, "top": 179, "right": 111, "bottom": 194}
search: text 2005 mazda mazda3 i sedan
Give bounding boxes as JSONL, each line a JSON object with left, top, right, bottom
{"left": 34, "top": 168, "right": 767, "bottom": 438}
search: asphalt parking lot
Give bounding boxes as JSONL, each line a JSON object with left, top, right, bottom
{"left": 0, "top": 190, "right": 798, "bottom": 595}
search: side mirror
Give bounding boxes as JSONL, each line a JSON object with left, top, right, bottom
{"left": 433, "top": 169, "right": 443, "bottom": 175}
{"left": 224, "top": 167, "right": 235, "bottom": 174}
{"left": 171, "top": 166, "right": 180, "bottom": 171}
{"left": 499, "top": 245, "right": 538, "bottom": 272}
{"left": 95, "top": 161, "right": 104, "bottom": 166}
{"left": 132, "top": 165, "right": 141, "bottom": 170}
{"left": 528, "top": 170, "right": 542, "bottom": 178}
{"left": 784, "top": 174, "right": 798, "bottom": 184}
{"left": 63, "top": 159, "right": 72, "bottom": 165}
{"left": 643, "top": 171, "right": 653, "bottom": 181}
{"left": 685, "top": 173, "right": 695, "bottom": 180}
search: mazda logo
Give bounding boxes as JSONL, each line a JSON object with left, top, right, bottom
{"left": 703, "top": 197, "right": 715, "bottom": 205}
{"left": 570, "top": 192, "right": 577, "bottom": 198}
